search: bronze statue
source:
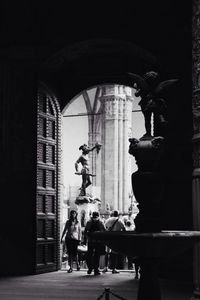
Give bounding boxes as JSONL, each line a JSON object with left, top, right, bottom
{"left": 128, "top": 71, "right": 178, "bottom": 137}
{"left": 127, "top": 70, "right": 177, "bottom": 231}
{"left": 75, "top": 142, "right": 102, "bottom": 196}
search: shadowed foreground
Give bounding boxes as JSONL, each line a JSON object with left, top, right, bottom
{"left": 0, "top": 270, "right": 192, "bottom": 300}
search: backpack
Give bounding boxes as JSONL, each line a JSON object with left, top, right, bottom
{"left": 89, "top": 219, "right": 101, "bottom": 232}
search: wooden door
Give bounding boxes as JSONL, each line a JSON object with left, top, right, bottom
{"left": 36, "top": 88, "right": 61, "bottom": 273}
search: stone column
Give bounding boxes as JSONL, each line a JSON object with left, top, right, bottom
{"left": 87, "top": 129, "right": 102, "bottom": 201}
{"left": 100, "top": 85, "right": 133, "bottom": 213}
{"left": 118, "top": 92, "right": 123, "bottom": 212}
{"left": 101, "top": 85, "right": 119, "bottom": 211}
{"left": 88, "top": 131, "right": 98, "bottom": 186}
{"left": 192, "top": 1, "right": 200, "bottom": 298}
{"left": 123, "top": 88, "right": 133, "bottom": 212}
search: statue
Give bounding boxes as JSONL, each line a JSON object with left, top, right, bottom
{"left": 75, "top": 142, "right": 102, "bottom": 196}
{"left": 127, "top": 70, "right": 178, "bottom": 232}
{"left": 128, "top": 71, "right": 178, "bottom": 137}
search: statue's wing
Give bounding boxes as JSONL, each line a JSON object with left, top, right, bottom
{"left": 128, "top": 72, "right": 150, "bottom": 91}
{"left": 155, "top": 79, "right": 179, "bottom": 94}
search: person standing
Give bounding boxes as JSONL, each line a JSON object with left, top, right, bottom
{"left": 85, "top": 211, "right": 105, "bottom": 275}
{"left": 123, "top": 211, "right": 136, "bottom": 231}
{"left": 125, "top": 220, "right": 139, "bottom": 278}
{"left": 61, "top": 210, "right": 82, "bottom": 273}
{"left": 105, "top": 210, "right": 126, "bottom": 274}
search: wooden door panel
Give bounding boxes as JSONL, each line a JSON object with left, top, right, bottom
{"left": 36, "top": 90, "right": 60, "bottom": 273}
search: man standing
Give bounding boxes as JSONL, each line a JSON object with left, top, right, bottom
{"left": 85, "top": 211, "right": 105, "bottom": 275}
{"left": 105, "top": 210, "right": 126, "bottom": 273}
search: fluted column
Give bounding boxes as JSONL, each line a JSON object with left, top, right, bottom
{"left": 192, "top": 1, "right": 200, "bottom": 298}
{"left": 102, "top": 87, "right": 119, "bottom": 210}
{"left": 123, "top": 89, "right": 133, "bottom": 212}
{"left": 88, "top": 132, "right": 98, "bottom": 185}
{"left": 87, "top": 129, "right": 102, "bottom": 200}
{"left": 88, "top": 132, "right": 95, "bottom": 181}
{"left": 118, "top": 92, "right": 123, "bottom": 212}
{"left": 100, "top": 85, "right": 133, "bottom": 212}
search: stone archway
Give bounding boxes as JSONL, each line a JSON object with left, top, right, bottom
{"left": 61, "top": 84, "right": 142, "bottom": 216}
{"left": 40, "top": 38, "right": 158, "bottom": 109}
{"left": 38, "top": 36, "right": 193, "bottom": 279}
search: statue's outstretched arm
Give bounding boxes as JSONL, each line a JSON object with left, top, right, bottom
{"left": 89, "top": 142, "right": 102, "bottom": 153}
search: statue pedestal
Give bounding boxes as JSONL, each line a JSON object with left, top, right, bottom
{"left": 75, "top": 194, "right": 101, "bottom": 227}
{"left": 90, "top": 231, "right": 200, "bottom": 300}
{"left": 129, "top": 136, "right": 165, "bottom": 233}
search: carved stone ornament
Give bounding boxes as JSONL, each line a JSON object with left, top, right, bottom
{"left": 193, "top": 0, "right": 200, "bottom": 49}
{"left": 128, "top": 135, "right": 165, "bottom": 232}
{"left": 128, "top": 136, "right": 164, "bottom": 172}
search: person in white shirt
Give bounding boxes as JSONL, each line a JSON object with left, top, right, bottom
{"left": 125, "top": 220, "right": 140, "bottom": 278}
{"left": 123, "top": 211, "right": 136, "bottom": 231}
{"left": 105, "top": 210, "right": 126, "bottom": 274}
{"left": 61, "top": 210, "right": 82, "bottom": 273}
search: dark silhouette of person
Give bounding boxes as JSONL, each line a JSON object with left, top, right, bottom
{"left": 125, "top": 220, "right": 140, "bottom": 279}
{"left": 84, "top": 211, "right": 105, "bottom": 275}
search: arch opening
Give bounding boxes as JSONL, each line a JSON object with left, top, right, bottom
{"left": 60, "top": 83, "right": 150, "bottom": 271}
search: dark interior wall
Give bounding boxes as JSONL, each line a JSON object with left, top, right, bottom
{"left": 0, "top": 60, "right": 38, "bottom": 275}
{"left": 0, "top": 0, "right": 192, "bottom": 275}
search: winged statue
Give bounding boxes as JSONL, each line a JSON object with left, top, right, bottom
{"left": 128, "top": 71, "right": 178, "bottom": 137}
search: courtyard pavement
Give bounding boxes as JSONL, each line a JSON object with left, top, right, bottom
{"left": 0, "top": 269, "right": 193, "bottom": 300}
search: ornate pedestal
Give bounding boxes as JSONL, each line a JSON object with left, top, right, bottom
{"left": 129, "top": 135, "right": 164, "bottom": 232}
{"left": 91, "top": 231, "right": 200, "bottom": 300}
{"left": 90, "top": 134, "right": 200, "bottom": 299}
{"left": 75, "top": 194, "right": 101, "bottom": 227}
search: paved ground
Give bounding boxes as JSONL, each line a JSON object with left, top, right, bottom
{"left": 0, "top": 270, "right": 193, "bottom": 300}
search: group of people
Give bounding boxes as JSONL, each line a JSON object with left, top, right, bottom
{"left": 61, "top": 209, "right": 139, "bottom": 278}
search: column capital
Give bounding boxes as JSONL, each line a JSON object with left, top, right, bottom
{"left": 101, "top": 84, "right": 134, "bottom": 98}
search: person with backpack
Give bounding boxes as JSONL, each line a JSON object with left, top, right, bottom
{"left": 84, "top": 211, "right": 105, "bottom": 275}
{"left": 105, "top": 210, "right": 126, "bottom": 274}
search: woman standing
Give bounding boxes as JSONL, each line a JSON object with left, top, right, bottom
{"left": 61, "top": 210, "right": 82, "bottom": 273}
